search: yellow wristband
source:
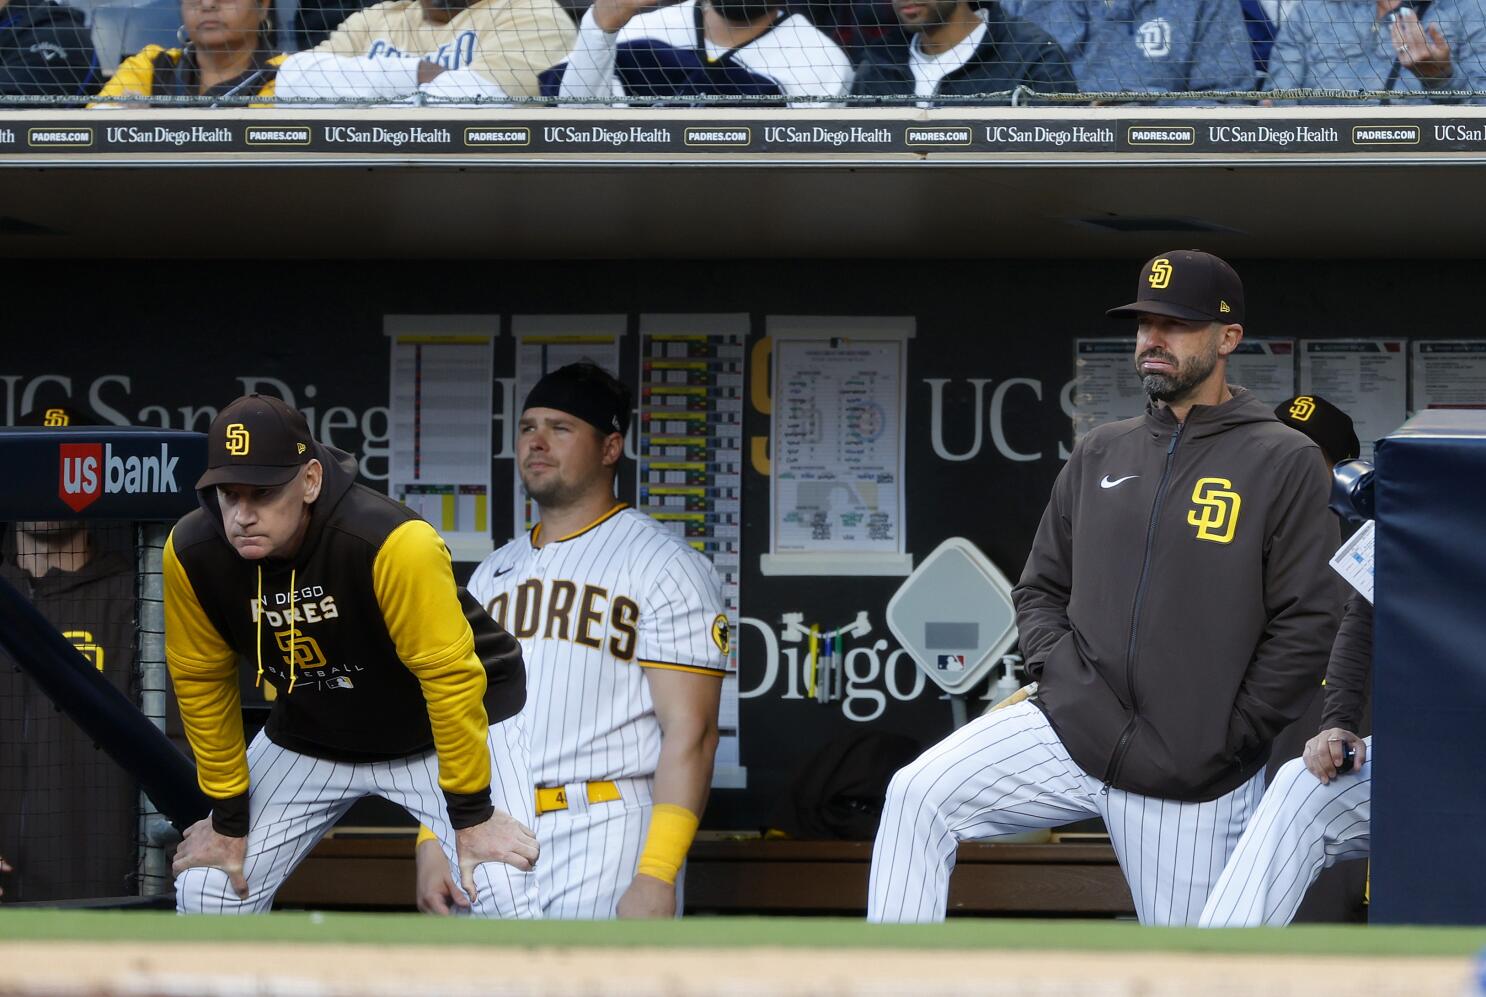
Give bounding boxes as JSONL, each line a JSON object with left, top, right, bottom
{"left": 635, "top": 804, "right": 699, "bottom": 886}
{"left": 415, "top": 824, "right": 439, "bottom": 848}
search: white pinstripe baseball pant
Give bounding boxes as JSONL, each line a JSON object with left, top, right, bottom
{"left": 534, "top": 776, "right": 685, "bottom": 919}
{"left": 868, "top": 700, "right": 1265, "bottom": 926}
{"left": 176, "top": 715, "right": 540, "bottom": 917}
{"left": 1199, "top": 737, "right": 1372, "bottom": 927}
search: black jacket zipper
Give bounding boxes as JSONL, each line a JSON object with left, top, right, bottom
{"left": 1103, "top": 422, "right": 1184, "bottom": 792}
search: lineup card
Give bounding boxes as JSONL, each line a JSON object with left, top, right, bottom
{"left": 1411, "top": 340, "right": 1486, "bottom": 412}
{"left": 636, "top": 326, "right": 745, "bottom": 788}
{"left": 1299, "top": 340, "right": 1408, "bottom": 460}
{"left": 388, "top": 333, "right": 494, "bottom": 562}
{"left": 771, "top": 338, "right": 906, "bottom": 554}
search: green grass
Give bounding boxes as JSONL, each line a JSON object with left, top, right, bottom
{"left": 0, "top": 911, "right": 1483, "bottom": 957}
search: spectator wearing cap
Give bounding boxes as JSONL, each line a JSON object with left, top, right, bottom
{"left": 1262, "top": 0, "right": 1486, "bottom": 105}
{"left": 848, "top": 0, "right": 1076, "bottom": 107}
{"left": 999, "top": 0, "right": 1254, "bottom": 102}
{"left": 0, "top": 0, "right": 98, "bottom": 104}
{"left": 0, "top": 404, "right": 139, "bottom": 901}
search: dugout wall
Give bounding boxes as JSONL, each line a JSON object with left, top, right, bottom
{"left": 0, "top": 253, "right": 1474, "bottom": 837}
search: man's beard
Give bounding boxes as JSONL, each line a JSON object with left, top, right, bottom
{"left": 1136, "top": 343, "right": 1219, "bottom": 403}
{"left": 521, "top": 471, "right": 584, "bottom": 511}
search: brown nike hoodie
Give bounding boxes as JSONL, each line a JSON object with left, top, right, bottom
{"left": 1013, "top": 387, "right": 1342, "bottom": 802}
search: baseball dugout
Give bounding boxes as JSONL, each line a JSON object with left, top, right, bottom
{"left": 0, "top": 421, "right": 209, "bottom": 905}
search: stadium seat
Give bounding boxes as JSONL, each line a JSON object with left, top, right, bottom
{"left": 90, "top": 0, "right": 180, "bottom": 76}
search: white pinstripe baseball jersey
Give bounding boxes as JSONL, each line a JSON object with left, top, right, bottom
{"left": 468, "top": 504, "right": 727, "bottom": 787}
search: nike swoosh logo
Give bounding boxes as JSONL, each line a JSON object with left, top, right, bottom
{"left": 491, "top": 567, "right": 513, "bottom": 578}
{"left": 1100, "top": 475, "right": 1138, "bottom": 489}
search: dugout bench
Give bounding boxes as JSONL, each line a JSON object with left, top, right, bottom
{"left": 275, "top": 833, "right": 1135, "bottom": 917}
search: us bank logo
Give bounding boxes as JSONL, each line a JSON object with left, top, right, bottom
{"left": 58, "top": 442, "right": 182, "bottom": 512}
{"left": 1187, "top": 477, "right": 1241, "bottom": 544}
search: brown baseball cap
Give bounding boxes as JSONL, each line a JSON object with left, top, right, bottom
{"left": 1107, "top": 250, "right": 1245, "bottom": 325}
{"left": 1274, "top": 394, "right": 1360, "bottom": 464}
{"left": 196, "top": 394, "right": 315, "bottom": 489}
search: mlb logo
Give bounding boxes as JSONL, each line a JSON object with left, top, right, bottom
{"left": 329, "top": 676, "right": 354, "bottom": 690}
{"left": 59, "top": 442, "right": 103, "bottom": 512}
{"left": 936, "top": 654, "right": 967, "bottom": 672}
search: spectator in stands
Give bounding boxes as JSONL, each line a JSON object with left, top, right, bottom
{"left": 92, "top": 0, "right": 283, "bottom": 104}
{"left": 294, "top": 0, "right": 379, "bottom": 50}
{"left": 274, "top": 0, "right": 573, "bottom": 104}
{"left": 1264, "top": 0, "right": 1486, "bottom": 104}
{"left": 0, "top": 405, "right": 139, "bottom": 903}
{"left": 540, "top": 0, "right": 851, "bottom": 106}
{"left": 849, "top": 0, "right": 1076, "bottom": 106}
{"left": 0, "top": 0, "right": 99, "bottom": 103}
{"left": 0, "top": 854, "right": 10, "bottom": 898}
{"left": 1000, "top": 0, "right": 1254, "bottom": 101}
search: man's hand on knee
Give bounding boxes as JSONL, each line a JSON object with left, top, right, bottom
{"left": 1303, "top": 728, "right": 1365, "bottom": 784}
{"left": 415, "top": 836, "right": 468, "bottom": 915}
{"left": 454, "top": 810, "right": 539, "bottom": 902}
{"left": 172, "top": 818, "right": 249, "bottom": 899}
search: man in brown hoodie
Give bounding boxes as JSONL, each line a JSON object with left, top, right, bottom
{"left": 868, "top": 250, "right": 1341, "bottom": 925}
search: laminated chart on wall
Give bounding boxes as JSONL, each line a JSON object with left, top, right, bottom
{"left": 1299, "top": 339, "right": 1408, "bottom": 459}
{"left": 510, "top": 316, "right": 625, "bottom": 538}
{"left": 765, "top": 319, "right": 913, "bottom": 577}
{"left": 1226, "top": 339, "right": 1297, "bottom": 406}
{"left": 637, "top": 315, "right": 746, "bottom": 788}
{"left": 1411, "top": 341, "right": 1486, "bottom": 413}
{"left": 1072, "top": 338, "right": 1141, "bottom": 441}
{"left": 387, "top": 320, "right": 496, "bottom": 562}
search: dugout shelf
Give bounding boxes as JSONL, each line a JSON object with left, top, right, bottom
{"left": 274, "top": 835, "right": 1134, "bottom": 917}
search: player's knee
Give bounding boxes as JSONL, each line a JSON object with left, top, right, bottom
{"left": 1273, "top": 755, "right": 1310, "bottom": 792}
{"left": 174, "top": 866, "right": 242, "bottom": 914}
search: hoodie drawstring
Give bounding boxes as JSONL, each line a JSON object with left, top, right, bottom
{"left": 287, "top": 568, "right": 298, "bottom": 693}
{"left": 255, "top": 565, "right": 299, "bottom": 694}
{"left": 254, "top": 567, "right": 264, "bottom": 688}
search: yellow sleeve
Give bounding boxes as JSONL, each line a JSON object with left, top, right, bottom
{"left": 90, "top": 45, "right": 167, "bottom": 104}
{"left": 163, "top": 530, "right": 248, "bottom": 810}
{"left": 372, "top": 520, "right": 492, "bottom": 805}
{"left": 470, "top": 0, "right": 576, "bottom": 98}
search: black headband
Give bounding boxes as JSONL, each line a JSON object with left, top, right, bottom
{"left": 523, "top": 366, "right": 629, "bottom": 437}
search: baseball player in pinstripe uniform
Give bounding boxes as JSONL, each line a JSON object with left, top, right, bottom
{"left": 416, "top": 362, "right": 727, "bottom": 919}
{"left": 1199, "top": 592, "right": 1372, "bottom": 927}
{"left": 166, "top": 394, "right": 540, "bottom": 916}
{"left": 869, "top": 251, "right": 1342, "bottom": 925}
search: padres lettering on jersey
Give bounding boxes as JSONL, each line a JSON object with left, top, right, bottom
{"left": 469, "top": 504, "right": 726, "bottom": 787}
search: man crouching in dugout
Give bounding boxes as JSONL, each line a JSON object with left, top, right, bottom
{"left": 868, "top": 251, "right": 1342, "bottom": 925}
{"left": 166, "top": 393, "right": 541, "bottom": 916}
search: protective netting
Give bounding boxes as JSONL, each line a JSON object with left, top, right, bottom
{"left": 0, "top": 519, "right": 143, "bottom": 903}
{"left": 0, "top": 0, "right": 1482, "bottom": 107}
